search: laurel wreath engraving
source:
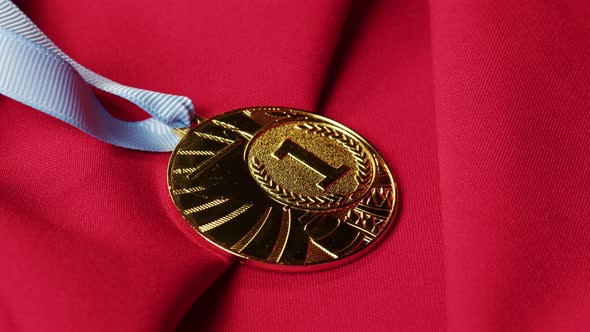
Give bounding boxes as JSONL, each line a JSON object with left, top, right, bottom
{"left": 250, "top": 123, "right": 373, "bottom": 209}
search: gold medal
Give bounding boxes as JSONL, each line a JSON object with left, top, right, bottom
{"left": 168, "top": 107, "right": 397, "bottom": 271}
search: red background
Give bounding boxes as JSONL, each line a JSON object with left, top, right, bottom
{"left": 1, "top": 0, "right": 589, "bottom": 331}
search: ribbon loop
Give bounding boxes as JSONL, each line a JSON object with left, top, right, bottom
{"left": 0, "top": 0, "right": 194, "bottom": 151}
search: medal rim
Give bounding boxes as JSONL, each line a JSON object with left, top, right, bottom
{"left": 167, "top": 106, "right": 399, "bottom": 272}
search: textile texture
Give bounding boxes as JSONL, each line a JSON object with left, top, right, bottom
{"left": 0, "top": 0, "right": 589, "bottom": 331}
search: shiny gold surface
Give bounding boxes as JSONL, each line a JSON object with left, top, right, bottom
{"left": 167, "top": 107, "right": 397, "bottom": 271}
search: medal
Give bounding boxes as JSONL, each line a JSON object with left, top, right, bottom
{"left": 0, "top": 1, "right": 398, "bottom": 271}
{"left": 168, "top": 107, "right": 397, "bottom": 271}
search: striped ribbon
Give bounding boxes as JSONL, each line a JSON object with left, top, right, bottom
{"left": 0, "top": 0, "right": 194, "bottom": 151}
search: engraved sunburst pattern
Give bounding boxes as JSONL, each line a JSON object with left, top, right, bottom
{"left": 167, "top": 107, "right": 397, "bottom": 270}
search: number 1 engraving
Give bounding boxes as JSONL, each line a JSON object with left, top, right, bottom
{"left": 273, "top": 139, "right": 350, "bottom": 190}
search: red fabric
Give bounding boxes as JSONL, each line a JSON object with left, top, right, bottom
{"left": 1, "top": 0, "right": 589, "bottom": 331}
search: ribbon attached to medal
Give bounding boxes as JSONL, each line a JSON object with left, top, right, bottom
{"left": 0, "top": 0, "right": 397, "bottom": 271}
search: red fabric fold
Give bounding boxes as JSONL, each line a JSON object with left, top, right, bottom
{"left": 430, "top": 1, "right": 590, "bottom": 331}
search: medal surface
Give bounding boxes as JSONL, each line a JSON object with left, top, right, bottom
{"left": 168, "top": 107, "right": 397, "bottom": 271}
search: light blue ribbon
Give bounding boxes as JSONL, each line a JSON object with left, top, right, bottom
{"left": 0, "top": 0, "right": 194, "bottom": 151}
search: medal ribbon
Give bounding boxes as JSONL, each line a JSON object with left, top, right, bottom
{"left": 0, "top": 0, "right": 194, "bottom": 151}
